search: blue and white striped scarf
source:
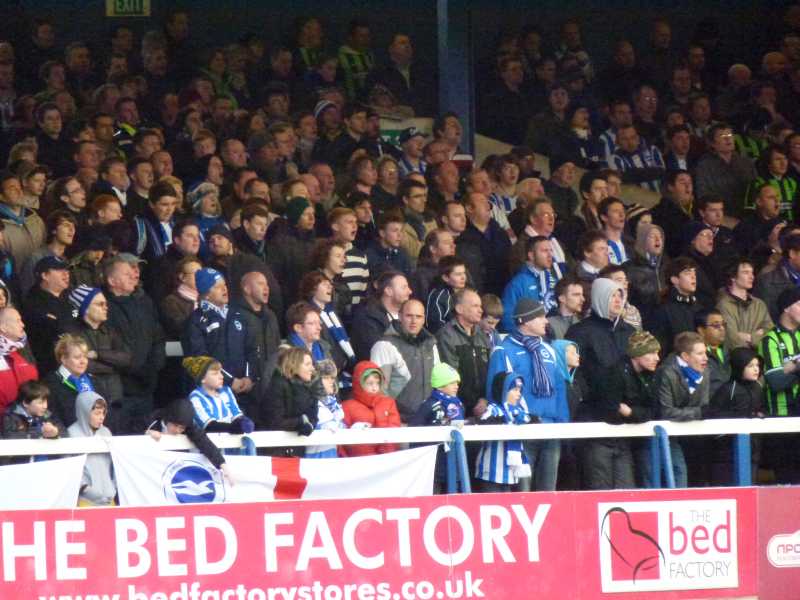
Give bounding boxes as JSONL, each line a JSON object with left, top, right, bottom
{"left": 288, "top": 332, "right": 326, "bottom": 363}
{"left": 510, "top": 332, "right": 554, "bottom": 398}
{"left": 200, "top": 299, "right": 228, "bottom": 320}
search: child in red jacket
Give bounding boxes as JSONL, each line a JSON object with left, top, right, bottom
{"left": 341, "top": 360, "right": 401, "bottom": 456}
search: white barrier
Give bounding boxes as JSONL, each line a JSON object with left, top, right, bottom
{"left": 2, "top": 417, "right": 800, "bottom": 457}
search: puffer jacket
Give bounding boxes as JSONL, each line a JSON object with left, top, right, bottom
{"left": 341, "top": 361, "right": 401, "bottom": 456}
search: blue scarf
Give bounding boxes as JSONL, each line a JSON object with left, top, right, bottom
{"left": 0, "top": 203, "right": 27, "bottom": 226}
{"left": 528, "top": 265, "right": 557, "bottom": 312}
{"left": 677, "top": 357, "right": 704, "bottom": 394}
{"left": 288, "top": 332, "right": 326, "bottom": 362}
{"left": 510, "top": 332, "right": 554, "bottom": 397}
{"left": 200, "top": 299, "right": 228, "bottom": 320}
{"left": 785, "top": 259, "right": 800, "bottom": 286}
{"left": 58, "top": 366, "right": 93, "bottom": 393}
{"left": 430, "top": 388, "right": 465, "bottom": 424}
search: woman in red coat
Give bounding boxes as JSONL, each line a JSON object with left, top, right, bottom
{"left": 0, "top": 307, "right": 38, "bottom": 411}
{"left": 341, "top": 360, "right": 401, "bottom": 456}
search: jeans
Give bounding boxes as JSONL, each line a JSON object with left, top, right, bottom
{"left": 669, "top": 439, "right": 688, "bottom": 488}
{"left": 583, "top": 439, "right": 635, "bottom": 490}
{"left": 518, "top": 439, "right": 561, "bottom": 491}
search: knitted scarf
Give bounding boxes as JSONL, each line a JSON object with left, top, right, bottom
{"left": 59, "top": 366, "right": 94, "bottom": 393}
{"left": 528, "top": 264, "right": 557, "bottom": 312}
{"left": 200, "top": 299, "right": 228, "bottom": 320}
{"left": 319, "top": 305, "right": 355, "bottom": 361}
{"left": 177, "top": 284, "right": 199, "bottom": 308}
{"left": 0, "top": 334, "right": 26, "bottom": 356}
{"left": 677, "top": 357, "right": 704, "bottom": 394}
{"left": 288, "top": 332, "right": 326, "bottom": 362}
{"left": 510, "top": 332, "right": 554, "bottom": 397}
{"left": 504, "top": 394, "right": 532, "bottom": 478}
{"left": 430, "top": 388, "right": 465, "bottom": 424}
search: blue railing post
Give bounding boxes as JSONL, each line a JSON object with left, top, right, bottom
{"left": 654, "top": 425, "right": 676, "bottom": 489}
{"left": 450, "top": 429, "right": 472, "bottom": 493}
{"left": 733, "top": 433, "right": 752, "bottom": 486}
{"left": 240, "top": 435, "right": 256, "bottom": 456}
{"left": 446, "top": 436, "right": 458, "bottom": 494}
{"left": 649, "top": 434, "right": 662, "bottom": 488}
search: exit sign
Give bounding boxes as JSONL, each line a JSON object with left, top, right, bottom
{"left": 106, "top": 0, "right": 150, "bottom": 17}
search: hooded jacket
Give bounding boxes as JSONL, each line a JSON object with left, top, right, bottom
{"left": 67, "top": 391, "right": 116, "bottom": 505}
{"left": 708, "top": 347, "right": 764, "bottom": 418}
{"left": 341, "top": 361, "right": 401, "bottom": 456}
{"left": 551, "top": 339, "right": 588, "bottom": 421}
{"left": 625, "top": 223, "right": 668, "bottom": 321}
{"left": 566, "top": 279, "right": 635, "bottom": 407}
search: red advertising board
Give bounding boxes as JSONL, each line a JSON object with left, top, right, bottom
{"left": 758, "top": 487, "right": 800, "bottom": 600}
{"left": 0, "top": 489, "right": 759, "bottom": 600}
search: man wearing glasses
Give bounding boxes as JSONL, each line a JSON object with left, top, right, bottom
{"left": 694, "top": 123, "right": 757, "bottom": 216}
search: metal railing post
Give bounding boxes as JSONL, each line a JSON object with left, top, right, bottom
{"left": 654, "top": 425, "right": 675, "bottom": 489}
{"left": 450, "top": 429, "right": 472, "bottom": 493}
{"left": 241, "top": 435, "right": 257, "bottom": 456}
{"left": 649, "top": 432, "right": 662, "bottom": 488}
{"left": 446, "top": 436, "right": 458, "bottom": 494}
{"left": 733, "top": 433, "right": 752, "bottom": 486}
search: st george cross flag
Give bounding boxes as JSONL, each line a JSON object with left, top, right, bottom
{"left": 0, "top": 455, "right": 86, "bottom": 510}
{"left": 110, "top": 442, "right": 437, "bottom": 506}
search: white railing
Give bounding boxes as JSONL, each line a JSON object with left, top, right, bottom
{"left": 2, "top": 417, "right": 800, "bottom": 457}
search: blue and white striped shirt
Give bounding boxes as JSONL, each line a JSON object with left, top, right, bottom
{"left": 611, "top": 144, "right": 665, "bottom": 193}
{"left": 398, "top": 156, "right": 427, "bottom": 177}
{"left": 189, "top": 386, "right": 243, "bottom": 429}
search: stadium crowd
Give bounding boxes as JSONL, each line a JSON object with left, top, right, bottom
{"left": 0, "top": 6, "right": 800, "bottom": 502}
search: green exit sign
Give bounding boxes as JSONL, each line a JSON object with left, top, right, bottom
{"left": 106, "top": 0, "right": 150, "bottom": 17}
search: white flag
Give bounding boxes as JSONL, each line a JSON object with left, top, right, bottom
{"left": 110, "top": 442, "right": 437, "bottom": 506}
{"left": 0, "top": 455, "right": 86, "bottom": 510}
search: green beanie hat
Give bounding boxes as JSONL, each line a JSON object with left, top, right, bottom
{"left": 285, "top": 196, "right": 312, "bottom": 226}
{"left": 431, "top": 362, "right": 461, "bottom": 389}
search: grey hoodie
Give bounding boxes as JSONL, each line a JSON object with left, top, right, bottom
{"left": 67, "top": 391, "right": 116, "bottom": 505}
{"left": 590, "top": 278, "right": 623, "bottom": 321}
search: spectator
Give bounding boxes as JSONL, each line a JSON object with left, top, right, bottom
{"left": 341, "top": 360, "right": 402, "bottom": 456}
{"left": 745, "top": 143, "right": 798, "bottom": 221}
{"left": 133, "top": 180, "right": 178, "bottom": 264}
{"left": 371, "top": 298, "right": 439, "bottom": 421}
{"left": 502, "top": 235, "right": 562, "bottom": 332}
{"left": 425, "top": 256, "right": 468, "bottom": 334}
{"left": 655, "top": 331, "right": 710, "bottom": 488}
{"left": 65, "top": 285, "right": 130, "bottom": 421}
{"left": 267, "top": 196, "right": 317, "bottom": 308}
{"left": 0, "top": 171, "right": 46, "bottom": 270}
{"left": 2, "top": 379, "right": 62, "bottom": 444}
{"left": 43, "top": 333, "right": 95, "bottom": 427}
{"left": 599, "top": 197, "right": 633, "bottom": 265}
{"left": 396, "top": 127, "right": 427, "bottom": 177}
{"left": 707, "top": 347, "right": 764, "bottom": 485}
{"left": 651, "top": 170, "right": 696, "bottom": 258}
{"left": 695, "top": 308, "right": 731, "bottom": 398}
{"left": 19, "top": 209, "right": 76, "bottom": 297}
{"left": 183, "top": 355, "right": 254, "bottom": 434}
{"left": 67, "top": 391, "right": 116, "bottom": 506}
{"left": 102, "top": 255, "right": 165, "bottom": 428}
{"left": 457, "top": 192, "right": 511, "bottom": 296}
{"left": 329, "top": 207, "right": 370, "bottom": 308}
{"left": 0, "top": 307, "right": 38, "bottom": 412}
{"left": 626, "top": 223, "right": 668, "bottom": 324}
{"left": 543, "top": 157, "right": 579, "bottom": 222}
{"left": 509, "top": 198, "right": 569, "bottom": 276}
{"left": 261, "top": 347, "right": 318, "bottom": 454}
{"left": 548, "top": 276, "right": 585, "bottom": 340}
{"left": 146, "top": 397, "right": 230, "bottom": 483}
{"left": 486, "top": 298, "right": 567, "bottom": 491}
{"left": 650, "top": 257, "right": 702, "bottom": 354}
{"left": 410, "top": 228, "right": 456, "bottom": 302}
{"left": 23, "top": 256, "right": 73, "bottom": 371}
{"left": 338, "top": 19, "right": 375, "bottom": 101}
{"left": 399, "top": 179, "right": 436, "bottom": 264}
{"left": 610, "top": 125, "right": 665, "bottom": 193}
{"left": 479, "top": 293, "right": 504, "bottom": 349}
{"left": 160, "top": 256, "right": 202, "bottom": 339}
{"left": 682, "top": 222, "right": 723, "bottom": 309}
{"left": 734, "top": 182, "right": 782, "bottom": 256}
{"left": 365, "top": 211, "right": 412, "bottom": 278}
{"left": 755, "top": 230, "right": 800, "bottom": 322}
{"left": 184, "top": 268, "right": 253, "bottom": 394}
{"left": 694, "top": 123, "right": 756, "bottom": 217}
{"left": 233, "top": 204, "right": 270, "bottom": 261}
{"left": 575, "top": 230, "right": 609, "bottom": 283}
{"left": 599, "top": 264, "right": 642, "bottom": 331}
{"left": 717, "top": 258, "right": 773, "bottom": 350}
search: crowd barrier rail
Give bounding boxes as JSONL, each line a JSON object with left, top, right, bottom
{"left": 3, "top": 417, "right": 800, "bottom": 493}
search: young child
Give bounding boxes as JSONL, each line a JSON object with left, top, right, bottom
{"left": 67, "top": 391, "right": 116, "bottom": 506}
{"left": 707, "top": 347, "right": 765, "bottom": 485}
{"left": 475, "top": 373, "right": 534, "bottom": 492}
{"left": 147, "top": 397, "right": 232, "bottom": 483}
{"left": 306, "top": 359, "right": 347, "bottom": 459}
{"left": 410, "top": 362, "right": 466, "bottom": 492}
{"left": 2, "top": 380, "right": 63, "bottom": 444}
{"left": 183, "top": 356, "right": 255, "bottom": 433}
{"left": 341, "top": 360, "right": 401, "bottom": 456}
{"left": 479, "top": 293, "right": 504, "bottom": 349}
